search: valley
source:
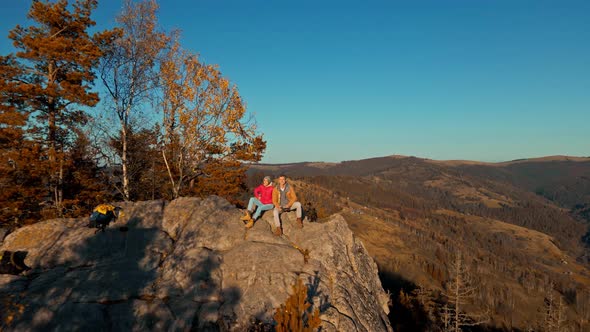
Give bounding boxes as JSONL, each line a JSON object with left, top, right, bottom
{"left": 248, "top": 155, "right": 590, "bottom": 331}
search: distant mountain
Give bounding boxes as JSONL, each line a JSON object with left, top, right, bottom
{"left": 247, "top": 155, "right": 590, "bottom": 331}
{"left": 251, "top": 154, "right": 590, "bottom": 176}
{"left": 454, "top": 158, "right": 590, "bottom": 209}
{"left": 250, "top": 154, "right": 590, "bottom": 214}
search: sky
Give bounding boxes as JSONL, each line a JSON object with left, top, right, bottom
{"left": 1, "top": 0, "right": 589, "bottom": 163}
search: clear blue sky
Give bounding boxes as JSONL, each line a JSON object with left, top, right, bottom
{"left": 1, "top": 0, "right": 589, "bottom": 163}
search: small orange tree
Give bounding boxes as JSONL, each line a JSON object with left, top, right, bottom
{"left": 274, "top": 278, "right": 321, "bottom": 332}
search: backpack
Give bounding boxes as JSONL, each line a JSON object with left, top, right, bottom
{"left": 304, "top": 202, "right": 318, "bottom": 222}
{"left": 0, "top": 250, "right": 30, "bottom": 275}
{"left": 88, "top": 204, "right": 121, "bottom": 233}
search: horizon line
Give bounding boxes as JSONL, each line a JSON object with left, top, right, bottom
{"left": 252, "top": 154, "right": 590, "bottom": 166}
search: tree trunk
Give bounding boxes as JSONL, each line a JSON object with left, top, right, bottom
{"left": 161, "top": 149, "right": 178, "bottom": 199}
{"left": 454, "top": 256, "right": 461, "bottom": 332}
{"left": 57, "top": 158, "right": 63, "bottom": 215}
{"left": 48, "top": 102, "right": 63, "bottom": 213}
{"left": 47, "top": 61, "right": 63, "bottom": 213}
{"left": 122, "top": 123, "right": 129, "bottom": 201}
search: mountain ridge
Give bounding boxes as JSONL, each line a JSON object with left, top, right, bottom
{"left": 253, "top": 154, "right": 590, "bottom": 168}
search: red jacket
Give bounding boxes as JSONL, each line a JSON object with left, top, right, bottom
{"left": 254, "top": 184, "right": 274, "bottom": 205}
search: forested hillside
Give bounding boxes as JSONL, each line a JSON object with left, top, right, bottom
{"left": 249, "top": 155, "right": 590, "bottom": 331}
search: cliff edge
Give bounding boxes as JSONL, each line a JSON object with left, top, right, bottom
{"left": 0, "top": 196, "right": 392, "bottom": 331}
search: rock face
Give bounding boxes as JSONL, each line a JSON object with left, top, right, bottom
{"left": 0, "top": 196, "right": 392, "bottom": 331}
{"left": 0, "top": 228, "right": 8, "bottom": 247}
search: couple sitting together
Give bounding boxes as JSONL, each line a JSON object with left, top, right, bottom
{"left": 240, "top": 175, "right": 303, "bottom": 236}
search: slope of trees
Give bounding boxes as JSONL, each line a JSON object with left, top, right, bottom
{"left": 251, "top": 158, "right": 590, "bottom": 331}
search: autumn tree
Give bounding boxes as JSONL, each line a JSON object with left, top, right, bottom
{"left": 107, "top": 125, "right": 165, "bottom": 201}
{"left": 98, "top": 0, "right": 169, "bottom": 200}
{"left": 158, "top": 39, "right": 265, "bottom": 200}
{"left": 0, "top": 55, "right": 45, "bottom": 226}
{"left": 3, "top": 0, "right": 114, "bottom": 216}
{"left": 59, "top": 128, "right": 114, "bottom": 216}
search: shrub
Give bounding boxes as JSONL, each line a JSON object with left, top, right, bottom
{"left": 274, "top": 278, "right": 321, "bottom": 332}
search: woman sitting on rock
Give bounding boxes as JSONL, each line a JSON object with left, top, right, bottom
{"left": 241, "top": 176, "right": 275, "bottom": 228}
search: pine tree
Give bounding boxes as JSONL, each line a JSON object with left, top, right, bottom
{"left": 5, "top": 0, "right": 115, "bottom": 215}
{"left": 60, "top": 129, "right": 113, "bottom": 216}
{"left": 1, "top": 56, "right": 23, "bottom": 222}
{"left": 0, "top": 55, "right": 45, "bottom": 225}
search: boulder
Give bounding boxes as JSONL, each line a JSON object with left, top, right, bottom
{"left": 0, "top": 196, "right": 392, "bottom": 331}
{"left": 0, "top": 228, "right": 8, "bottom": 246}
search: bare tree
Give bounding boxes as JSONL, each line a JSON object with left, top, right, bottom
{"left": 412, "top": 287, "right": 436, "bottom": 321}
{"left": 576, "top": 289, "right": 590, "bottom": 332}
{"left": 543, "top": 283, "right": 569, "bottom": 332}
{"left": 98, "top": 0, "right": 168, "bottom": 200}
{"left": 440, "top": 251, "right": 488, "bottom": 331}
{"left": 441, "top": 303, "right": 451, "bottom": 332}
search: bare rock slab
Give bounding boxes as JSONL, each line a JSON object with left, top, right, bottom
{"left": 0, "top": 196, "right": 392, "bottom": 332}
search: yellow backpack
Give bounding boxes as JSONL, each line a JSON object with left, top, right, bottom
{"left": 94, "top": 204, "right": 117, "bottom": 215}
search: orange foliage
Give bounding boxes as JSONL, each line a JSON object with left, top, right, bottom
{"left": 159, "top": 37, "right": 265, "bottom": 199}
{"left": 1, "top": 0, "right": 265, "bottom": 226}
{"left": 186, "top": 159, "right": 248, "bottom": 205}
{"left": 274, "top": 278, "right": 322, "bottom": 332}
{"left": 0, "top": 293, "right": 25, "bottom": 328}
{"left": 2, "top": 0, "right": 116, "bottom": 218}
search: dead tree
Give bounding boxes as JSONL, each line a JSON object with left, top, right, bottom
{"left": 576, "top": 289, "right": 590, "bottom": 332}
{"left": 542, "top": 282, "right": 569, "bottom": 332}
{"left": 440, "top": 251, "right": 488, "bottom": 331}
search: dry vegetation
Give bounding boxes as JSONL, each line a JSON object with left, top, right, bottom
{"left": 249, "top": 156, "right": 590, "bottom": 331}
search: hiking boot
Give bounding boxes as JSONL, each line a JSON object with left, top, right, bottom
{"left": 240, "top": 210, "right": 252, "bottom": 222}
{"left": 296, "top": 217, "right": 303, "bottom": 229}
{"left": 273, "top": 227, "right": 282, "bottom": 236}
{"left": 245, "top": 218, "right": 254, "bottom": 229}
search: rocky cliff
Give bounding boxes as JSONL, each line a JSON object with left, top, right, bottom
{"left": 0, "top": 196, "right": 392, "bottom": 331}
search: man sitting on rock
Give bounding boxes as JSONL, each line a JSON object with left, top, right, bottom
{"left": 272, "top": 175, "right": 303, "bottom": 236}
{"left": 241, "top": 176, "right": 275, "bottom": 228}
